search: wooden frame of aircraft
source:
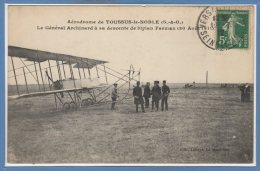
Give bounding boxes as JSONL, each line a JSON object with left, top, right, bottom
{"left": 8, "top": 46, "right": 140, "bottom": 110}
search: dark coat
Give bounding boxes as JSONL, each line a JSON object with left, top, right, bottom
{"left": 143, "top": 85, "right": 151, "bottom": 98}
{"left": 244, "top": 86, "right": 251, "bottom": 102}
{"left": 239, "top": 85, "right": 245, "bottom": 102}
{"left": 133, "top": 86, "right": 144, "bottom": 104}
{"left": 152, "top": 85, "right": 161, "bottom": 100}
{"left": 162, "top": 85, "right": 170, "bottom": 97}
{"left": 239, "top": 85, "right": 251, "bottom": 102}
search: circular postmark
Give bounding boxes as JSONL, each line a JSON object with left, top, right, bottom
{"left": 197, "top": 6, "right": 218, "bottom": 50}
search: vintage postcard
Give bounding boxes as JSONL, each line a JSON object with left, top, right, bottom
{"left": 6, "top": 5, "right": 255, "bottom": 165}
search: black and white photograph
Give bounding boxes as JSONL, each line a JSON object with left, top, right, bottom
{"left": 6, "top": 5, "right": 255, "bottom": 165}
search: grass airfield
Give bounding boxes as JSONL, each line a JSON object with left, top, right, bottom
{"left": 7, "top": 86, "right": 254, "bottom": 164}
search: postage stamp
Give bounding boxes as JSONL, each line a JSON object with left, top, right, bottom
{"left": 216, "top": 10, "right": 249, "bottom": 49}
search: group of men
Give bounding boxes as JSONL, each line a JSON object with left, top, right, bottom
{"left": 111, "top": 80, "right": 170, "bottom": 112}
{"left": 111, "top": 81, "right": 250, "bottom": 111}
{"left": 133, "top": 80, "right": 170, "bottom": 113}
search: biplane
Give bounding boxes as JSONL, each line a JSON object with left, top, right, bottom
{"left": 8, "top": 46, "right": 140, "bottom": 110}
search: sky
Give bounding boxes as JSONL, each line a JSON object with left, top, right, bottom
{"left": 8, "top": 5, "right": 255, "bottom": 84}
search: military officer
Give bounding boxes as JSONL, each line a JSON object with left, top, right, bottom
{"left": 143, "top": 82, "right": 151, "bottom": 108}
{"left": 152, "top": 81, "right": 161, "bottom": 111}
{"left": 133, "top": 81, "right": 145, "bottom": 113}
{"left": 161, "top": 80, "right": 170, "bottom": 111}
{"left": 111, "top": 83, "right": 118, "bottom": 110}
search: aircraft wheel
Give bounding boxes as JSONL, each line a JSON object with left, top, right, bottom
{"left": 63, "top": 102, "right": 70, "bottom": 111}
{"left": 81, "top": 98, "right": 93, "bottom": 107}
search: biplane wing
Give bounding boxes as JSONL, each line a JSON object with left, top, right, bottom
{"left": 9, "top": 85, "right": 106, "bottom": 100}
{"left": 9, "top": 46, "right": 108, "bottom": 68}
{"left": 8, "top": 46, "right": 140, "bottom": 110}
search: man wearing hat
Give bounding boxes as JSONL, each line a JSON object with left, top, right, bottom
{"left": 161, "top": 80, "right": 170, "bottom": 111}
{"left": 111, "top": 83, "right": 119, "bottom": 110}
{"left": 143, "top": 82, "right": 151, "bottom": 108}
{"left": 151, "top": 81, "right": 161, "bottom": 111}
{"left": 133, "top": 81, "right": 145, "bottom": 113}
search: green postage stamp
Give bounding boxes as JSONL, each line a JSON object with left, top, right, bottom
{"left": 216, "top": 10, "right": 249, "bottom": 49}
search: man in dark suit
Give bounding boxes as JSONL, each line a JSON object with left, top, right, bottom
{"left": 133, "top": 81, "right": 145, "bottom": 113}
{"left": 239, "top": 83, "right": 250, "bottom": 102}
{"left": 244, "top": 83, "right": 251, "bottom": 102}
{"left": 239, "top": 83, "right": 251, "bottom": 102}
{"left": 161, "top": 80, "right": 170, "bottom": 111}
{"left": 239, "top": 84, "right": 245, "bottom": 102}
{"left": 152, "top": 81, "right": 161, "bottom": 111}
{"left": 143, "top": 82, "right": 151, "bottom": 108}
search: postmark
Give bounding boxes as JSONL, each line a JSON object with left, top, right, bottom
{"left": 197, "top": 7, "right": 217, "bottom": 50}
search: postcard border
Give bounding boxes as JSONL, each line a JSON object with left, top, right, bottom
{"left": 1, "top": 0, "right": 259, "bottom": 171}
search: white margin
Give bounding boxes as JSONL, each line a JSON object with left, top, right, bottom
{"left": 253, "top": 3, "right": 257, "bottom": 166}
{"left": 4, "top": 3, "right": 257, "bottom": 167}
{"left": 5, "top": 3, "right": 8, "bottom": 167}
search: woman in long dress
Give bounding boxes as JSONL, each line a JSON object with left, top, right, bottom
{"left": 222, "top": 12, "right": 245, "bottom": 47}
